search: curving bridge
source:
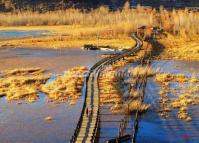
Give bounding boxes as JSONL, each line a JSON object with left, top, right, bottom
{"left": 70, "top": 33, "right": 143, "bottom": 143}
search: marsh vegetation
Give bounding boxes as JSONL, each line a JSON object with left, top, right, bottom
{"left": 0, "top": 2, "right": 199, "bottom": 142}
{"left": 42, "top": 66, "right": 87, "bottom": 105}
{"left": 155, "top": 73, "right": 199, "bottom": 121}
{"left": 0, "top": 3, "right": 199, "bottom": 59}
{"left": 99, "top": 40, "right": 153, "bottom": 114}
{"left": 0, "top": 66, "right": 87, "bottom": 104}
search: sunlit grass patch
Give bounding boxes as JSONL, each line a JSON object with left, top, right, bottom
{"left": 129, "top": 66, "right": 155, "bottom": 77}
{"left": 41, "top": 66, "right": 87, "bottom": 105}
{"left": 0, "top": 68, "right": 50, "bottom": 103}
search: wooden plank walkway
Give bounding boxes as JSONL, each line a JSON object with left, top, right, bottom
{"left": 71, "top": 33, "right": 143, "bottom": 143}
{"left": 75, "top": 70, "right": 100, "bottom": 142}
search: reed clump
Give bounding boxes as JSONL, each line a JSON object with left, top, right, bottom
{"left": 0, "top": 68, "right": 49, "bottom": 103}
{"left": 127, "top": 100, "right": 150, "bottom": 112}
{"left": 99, "top": 70, "right": 123, "bottom": 105}
{"left": 99, "top": 41, "right": 152, "bottom": 113}
{"left": 41, "top": 66, "right": 87, "bottom": 105}
{"left": 1, "top": 67, "right": 45, "bottom": 77}
{"left": 129, "top": 66, "right": 155, "bottom": 77}
{"left": 155, "top": 73, "right": 188, "bottom": 83}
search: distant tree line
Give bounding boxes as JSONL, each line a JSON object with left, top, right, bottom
{"left": 1, "top": 0, "right": 199, "bottom": 12}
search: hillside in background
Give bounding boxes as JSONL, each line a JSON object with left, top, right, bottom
{"left": 0, "top": 0, "right": 127, "bottom": 11}
{"left": 133, "top": 0, "right": 199, "bottom": 8}
{"left": 1, "top": 0, "right": 199, "bottom": 12}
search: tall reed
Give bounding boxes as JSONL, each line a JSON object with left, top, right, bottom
{"left": 0, "top": 3, "right": 199, "bottom": 37}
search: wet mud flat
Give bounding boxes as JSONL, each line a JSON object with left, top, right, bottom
{"left": 98, "top": 60, "right": 199, "bottom": 143}
{"left": 0, "top": 47, "right": 106, "bottom": 143}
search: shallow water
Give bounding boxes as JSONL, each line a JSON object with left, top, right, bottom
{"left": 0, "top": 30, "right": 48, "bottom": 37}
{"left": 0, "top": 30, "right": 49, "bottom": 41}
{"left": 98, "top": 60, "right": 199, "bottom": 143}
{"left": 0, "top": 47, "right": 103, "bottom": 73}
{"left": 0, "top": 96, "right": 83, "bottom": 143}
{"left": 137, "top": 60, "right": 199, "bottom": 143}
{"left": 0, "top": 47, "right": 105, "bottom": 143}
{"left": 0, "top": 48, "right": 199, "bottom": 143}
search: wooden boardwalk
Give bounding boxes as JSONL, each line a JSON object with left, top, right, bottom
{"left": 70, "top": 33, "right": 143, "bottom": 143}
{"left": 75, "top": 71, "right": 100, "bottom": 142}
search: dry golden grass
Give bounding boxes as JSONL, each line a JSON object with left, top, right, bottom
{"left": 99, "top": 70, "right": 122, "bottom": 105}
{"left": 155, "top": 73, "right": 189, "bottom": 83}
{"left": 127, "top": 100, "right": 150, "bottom": 112}
{"left": 0, "top": 68, "right": 49, "bottom": 103}
{"left": 1, "top": 5, "right": 199, "bottom": 52}
{"left": 99, "top": 40, "right": 152, "bottom": 113}
{"left": 0, "top": 25, "right": 136, "bottom": 49}
{"left": 0, "top": 4, "right": 153, "bottom": 49}
{"left": 158, "top": 33, "right": 199, "bottom": 61}
{"left": 129, "top": 66, "right": 154, "bottom": 77}
{"left": 0, "top": 6, "right": 153, "bottom": 28}
{"left": 190, "top": 74, "right": 198, "bottom": 83}
{"left": 41, "top": 66, "right": 87, "bottom": 105}
{"left": 1, "top": 5, "right": 199, "bottom": 36}
{"left": 1, "top": 67, "right": 44, "bottom": 76}
{"left": 0, "top": 66, "right": 87, "bottom": 104}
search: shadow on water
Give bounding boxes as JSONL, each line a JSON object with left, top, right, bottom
{"left": 149, "top": 38, "right": 165, "bottom": 60}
